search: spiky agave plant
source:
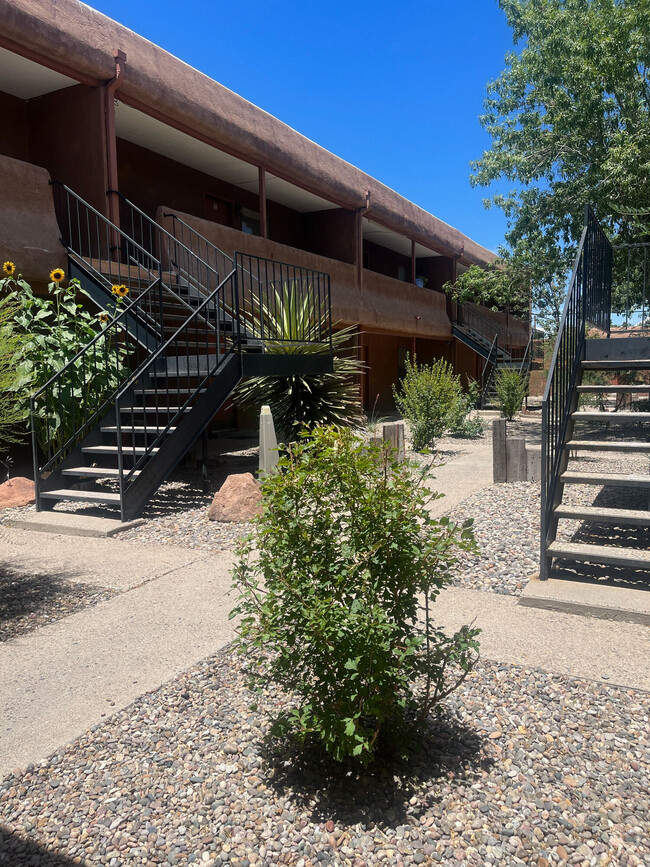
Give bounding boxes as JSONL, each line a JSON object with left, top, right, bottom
{"left": 234, "top": 281, "right": 365, "bottom": 439}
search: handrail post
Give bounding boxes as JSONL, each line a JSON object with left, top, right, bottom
{"left": 116, "top": 394, "right": 125, "bottom": 522}
{"left": 30, "top": 396, "right": 41, "bottom": 512}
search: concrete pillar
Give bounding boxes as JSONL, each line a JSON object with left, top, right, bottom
{"left": 492, "top": 419, "right": 507, "bottom": 483}
{"left": 259, "top": 405, "right": 278, "bottom": 477}
{"left": 506, "top": 437, "right": 528, "bottom": 482}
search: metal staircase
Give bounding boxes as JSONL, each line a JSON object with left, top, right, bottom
{"left": 452, "top": 302, "right": 531, "bottom": 408}
{"left": 540, "top": 207, "right": 650, "bottom": 580}
{"left": 31, "top": 184, "right": 332, "bottom": 520}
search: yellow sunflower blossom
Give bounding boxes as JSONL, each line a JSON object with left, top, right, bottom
{"left": 2, "top": 261, "right": 15, "bottom": 276}
{"left": 49, "top": 268, "right": 65, "bottom": 284}
{"left": 111, "top": 284, "right": 129, "bottom": 298}
{"left": 99, "top": 313, "right": 109, "bottom": 323}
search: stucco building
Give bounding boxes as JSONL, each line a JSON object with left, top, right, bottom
{"left": 0, "top": 0, "right": 528, "bottom": 415}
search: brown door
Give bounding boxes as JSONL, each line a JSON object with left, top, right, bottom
{"left": 204, "top": 194, "right": 233, "bottom": 227}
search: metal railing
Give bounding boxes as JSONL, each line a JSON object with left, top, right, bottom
{"left": 32, "top": 185, "right": 174, "bottom": 499}
{"left": 455, "top": 301, "right": 527, "bottom": 359}
{"left": 114, "top": 267, "right": 238, "bottom": 501}
{"left": 235, "top": 252, "right": 332, "bottom": 350}
{"left": 479, "top": 336, "right": 499, "bottom": 408}
{"left": 612, "top": 241, "right": 650, "bottom": 331}
{"left": 162, "top": 211, "right": 233, "bottom": 289}
{"left": 540, "top": 206, "right": 612, "bottom": 579}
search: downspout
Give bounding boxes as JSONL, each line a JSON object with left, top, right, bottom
{"left": 105, "top": 49, "right": 127, "bottom": 236}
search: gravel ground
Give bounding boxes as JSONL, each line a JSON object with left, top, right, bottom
{"left": 0, "top": 571, "right": 117, "bottom": 643}
{"left": 1, "top": 650, "right": 648, "bottom": 867}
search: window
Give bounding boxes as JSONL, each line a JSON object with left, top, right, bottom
{"left": 241, "top": 207, "right": 261, "bottom": 236}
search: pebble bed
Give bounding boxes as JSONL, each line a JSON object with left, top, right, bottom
{"left": 0, "top": 572, "right": 116, "bottom": 642}
{"left": 1, "top": 651, "right": 648, "bottom": 867}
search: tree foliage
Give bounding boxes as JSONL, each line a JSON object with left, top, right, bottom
{"left": 472, "top": 0, "right": 650, "bottom": 317}
{"left": 231, "top": 427, "right": 479, "bottom": 764}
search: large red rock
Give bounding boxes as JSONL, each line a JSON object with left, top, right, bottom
{"left": 0, "top": 476, "right": 35, "bottom": 508}
{"left": 207, "top": 473, "right": 262, "bottom": 523}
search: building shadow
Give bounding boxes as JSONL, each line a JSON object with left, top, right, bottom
{"left": 259, "top": 710, "right": 491, "bottom": 829}
{"left": 0, "top": 826, "right": 81, "bottom": 866}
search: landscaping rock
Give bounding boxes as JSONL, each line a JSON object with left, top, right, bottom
{"left": 207, "top": 473, "right": 262, "bottom": 523}
{"left": 0, "top": 477, "right": 35, "bottom": 509}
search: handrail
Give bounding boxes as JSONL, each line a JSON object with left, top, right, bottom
{"left": 540, "top": 205, "right": 612, "bottom": 579}
{"left": 479, "top": 335, "right": 499, "bottom": 408}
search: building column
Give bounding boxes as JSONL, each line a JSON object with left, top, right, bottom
{"left": 104, "top": 49, "right": 126, "bottom": 232}
{"left": 411, "top": 239, "right": 416, "bottom": 284}
{"left": 258, "top": 166, "right": 267, "bottom": 238}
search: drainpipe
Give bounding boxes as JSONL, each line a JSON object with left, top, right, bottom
{"left": 105, "top": 49, "right": 127, "bottom": 238}
{"left": 356, "top": 190, "right": 371, "bottom": 292}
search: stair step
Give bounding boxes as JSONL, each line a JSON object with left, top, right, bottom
{"left": 40, "top": 489, "right": 121, "bottom": 505}
{"left": 561, "top": 471, "right": 650, "bottom": 488}
{"left": 577, "top": 384, "right": 650, "bottom": 394}
{"left": 554, "top": 505, "right": 650, "bottom": 526}
{"left": 136, "top": 388, "right": 207, "bottom": 397}
{"left": 100, "top": 426, "right": 176, "bottom": 435}
{"left": 548, "top": 541, "right": 650, "bottom": 570}
{"left": 62, "top": 467, "right": 141, "bottom": 479}
{"left": 572, "top": 411, "right": 650, "bottom": 422}
{"left": 82, "top": 445, "right": 159, "bottom": 456}
{"left": 582, "top": 359, "right": 650, "bottom": 370}
{"left": 120, "top": 406, "right": 190, "bottom": 415}
{"left": 566, "top": 440, "right": 650, "bottom": 452}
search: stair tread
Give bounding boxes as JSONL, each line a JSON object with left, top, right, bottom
{"left": 554, "top": 505, "right": 650, "bottom": 525}
{"left": 572, "top": 411, "right": 650, "bottom": 421}
{"left": 41, "top": 489, "right": 121, "bottom": 504}
{"left": 548, "top": 540, "right": 650, "bottom": 568}
{"left": 100, "top": 426, "right": 177, "bottom": 434}
{"left": 61, "top": 467, "right": 141, "bottom": 479}
{"left": 120, "top": 406, "right": 190, "bottom": 413}
{"left": 566, "top": 440, "right": 650, "bottom": 451}
{"left": 582, "top": 359, "right": 650, "bottom": 370}
{"left": 577, "top": 384, "right": 650, "bottom": 393}
{"left": 82, "top": 445, "right": 159, "bottom": 455}
{"left": 561, "top": 470, "right": 650, "bottom": 486}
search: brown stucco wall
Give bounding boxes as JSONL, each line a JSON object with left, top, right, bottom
{"left": 0, "top": 0, "right": 496, "bottom": 265}
{"left": 0, "top": 153, "right": 65, "bottom": 280}
{"left": 0, "top": 90, "right": 28, "bottom": 161}
{"left": 159, "top": 208, "right": 453, "bottom": 340}
{"left": 26, "top": 84, "right": 108, "bottom": 215}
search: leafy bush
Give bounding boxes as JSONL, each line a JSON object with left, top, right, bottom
{"left": 0, "top": 295, "right": 27, "bottom": 448}
{"left": 392, "top": 355, "right": 462, "bottom": 450}
{"left": 234, "top": 283, "right": 364, "bottom": 439}
{"left": 448, "top": 380, "right": 485, "bottom": 438}
{"left": 0, "top": 265, "right": 127, "bottom": 453}
{"left": 494, "top": 368, "right": 528, "bottom": 420}
{"left": 231, "top": 426, "right": 480, "bottom": 765}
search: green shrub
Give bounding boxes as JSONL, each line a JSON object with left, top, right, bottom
{"left": 1, "top": 265, "right": 127, "bottom": 453}
{"left": 234, "top": 283, "right": 364, "bottom": 439}
{"left": 448, "top": 379, "right": 485, "bottom": 438}
{"left": 0, "top": 294, "right": 27, "bottom": 448}
{"left": 392, "top": 355, "right": 462, "bottom": 450}
{"left": 231, "top": 426, "right": 480, "bottom": 765}
{"left": 494, "top": 368, "right": 528, "bottom": 420}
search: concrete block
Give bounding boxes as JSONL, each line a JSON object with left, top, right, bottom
{"left": 492, "top": 418, "right": 507, "bottom": 483}
{"left": 526, "top": 445, "right": 541, "bottom": 482}
{"left": 381, "top": 421, "right": 406, "bottom": 460}
{"left": 506, "top": 437, "right": 527, "bottom": 482}
{"left": 259, "top": 405, "right": 279, "bottom": 477}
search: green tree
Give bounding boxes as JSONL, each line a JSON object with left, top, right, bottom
{"left": 472, "top": 0, "right": 650, "bottom": 317}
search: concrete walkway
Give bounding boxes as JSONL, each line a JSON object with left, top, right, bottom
{"left": 2, "top": 520, "right": 648, "bottom": 778}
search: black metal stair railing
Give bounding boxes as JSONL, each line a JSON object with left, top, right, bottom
{"left": 31, "top": 185, "right": 179, "bottom": 504}
{"left": 162, "top": 211, "right": 234, "bottom": 288}
{"left": 540, "top": 205, "right": 612, "bottom": 579}
{"left": 479, "top": 335, "right": 499, "bottom": 408}
{"left": 454, "top": 301, "right": 527, "bottom": 362}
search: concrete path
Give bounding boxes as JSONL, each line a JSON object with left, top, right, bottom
{"left": 426, "top": 436, "right": 494, "bottom": 517}
{"left": 0, "top": 533, "right": 236, "bottom": 777}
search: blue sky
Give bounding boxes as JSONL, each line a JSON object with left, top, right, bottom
{"left": 87, "top": 0, "right": 516, "bottom": 253}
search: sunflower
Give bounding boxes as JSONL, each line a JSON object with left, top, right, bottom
{"left": 2, "top": 261, "right": 15, "bottom": 276}
{"left": 99, "top": 313, "right": 109, "bottom": 324}
{"left": 111, "top": 284, "right": 129, "bottom": 298}
{"left": 49, "top": 268, "right": 65, "bottom": 283}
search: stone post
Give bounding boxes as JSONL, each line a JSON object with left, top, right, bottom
{"left": 492, "top": 419, "right": 507, "bottom": 483}
{"left": 259, "top": 405, "right": 279, "bottom": 478}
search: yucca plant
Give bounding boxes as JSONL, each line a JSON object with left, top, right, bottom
{"left": 234, "top": 281, "right": 365, "bottom": 439}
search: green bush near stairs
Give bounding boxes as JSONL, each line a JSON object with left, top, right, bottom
{"left": 392, "top": 355, "right": 463, "bottom": 451}
{"left": 230, "top": 426, "right": 480, "bottom": 765}
{"left": 494, "top": 368, "right": 528, "bottom": 421}
{"left": 0, "top": 265, "right": 128, "bottom": 454}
